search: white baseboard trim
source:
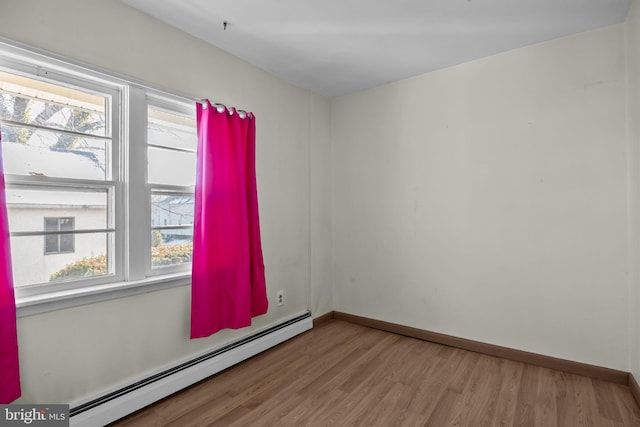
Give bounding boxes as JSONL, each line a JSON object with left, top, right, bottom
{"left": 70, "top": 312, "right": 312, "bottom": 427}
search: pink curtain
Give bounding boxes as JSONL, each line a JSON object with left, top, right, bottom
{"left": 191, "top": 101, "right": 268, "bottom": 338}
{"left": 0, "top": 131, "right": 21, "bottom": 402}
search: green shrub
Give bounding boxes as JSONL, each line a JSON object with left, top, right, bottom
{"left": 49, "top": 244, "right": 194, "bottom": 281}
{"left": 49, "top": 254, "right": 107, "bottom": 282}
{"left": 151, "top": 243, "right": 193, "bottom": 267}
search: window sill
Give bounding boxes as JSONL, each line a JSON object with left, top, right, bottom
{"left": 16, "top": 273, "right": 192, "bottom": 318}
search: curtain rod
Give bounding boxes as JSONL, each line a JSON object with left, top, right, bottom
{"left": 197, "top": 99, "right": 253, "bottom": 119}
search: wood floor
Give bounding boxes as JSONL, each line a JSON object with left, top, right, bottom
{"left": 111, "top": 320, "right": 640, "bottom": 426}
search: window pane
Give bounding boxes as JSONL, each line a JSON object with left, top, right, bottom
{"left": 6, "top": 188, "right": 108, "bottom": 232}
{"left": 151, "top": 194, "right": 194, "bottom": 226}
{"left": 147, "top": 107, "right": 196, "bottom": 151}
{"left": 0, "top": 71, "right": 107, "bottom": 136}
{"left": 1, "top": 125, "right": 109, "bottom": 180}
{"left": 59, "top": 234, "right": 75, "bottom": 253}
{"left": 151, "top": 228, "right": 193, "bottom": 268}
{"left": 44, "top": 234, "right": 58, "bottom": 254}
{"left": 147, "top": 146, "right": 195, "bottom": 186}
{"left": 60, "top": 217, "right": 75, "bottom": 231}
{"left": 44, "top": 217, "right": 58, "bottom": 231}
{"left": 11, "top": 232, "right": 112, "bottom": 287}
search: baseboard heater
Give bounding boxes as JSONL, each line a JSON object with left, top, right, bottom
{"left": 70, "top": 311, "right": 312, "bottom": 426}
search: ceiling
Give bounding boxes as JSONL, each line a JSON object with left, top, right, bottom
{"left": 122, "top": 0, "right": 631, "bottom": 98}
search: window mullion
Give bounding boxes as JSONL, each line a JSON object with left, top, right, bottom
{"left": 125, "top": 86, "right": 149, "bottom": 281}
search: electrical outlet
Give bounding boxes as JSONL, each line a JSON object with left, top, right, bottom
{"left": 276, "top": 290, "right": 285, "bottom": 306}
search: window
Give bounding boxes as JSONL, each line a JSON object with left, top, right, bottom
{"left": 0, "top": 42, "right": 196, "bottom": 305}
{"left": 44, "top": 217, "right": 75, "bottom": 254}
{"left": 146, "top": 103, "right": 196, "bottom": 271}
{"left": 1, "top": 68, "right": 118, "bottom": 289}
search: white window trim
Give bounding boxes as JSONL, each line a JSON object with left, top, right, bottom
{"left": 16, "top": 273, "right": 192, "bottom": 317}
{"left": 0, "top": 39, "right": 198, "bottom": 317}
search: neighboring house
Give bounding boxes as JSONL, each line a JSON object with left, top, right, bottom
{"left": 151, "top": 195, "right": 194, "bottom": 244}
{"left": 4, "top": 141, "right": 108, "bottom": 286}
{"left": 7, "top": 188, "right": 107, "bottom": 287}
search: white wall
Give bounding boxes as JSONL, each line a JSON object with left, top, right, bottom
{"left": 0, "top": 0, "right": 332, "bottom": 404}
{"left": 332, "top": 24, "right": 629, "bottom": 370}
{"left": 627, "top": 0, "right": 640, "bottom": 381}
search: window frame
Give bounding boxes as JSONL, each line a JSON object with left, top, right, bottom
{"left": 1, "top": 58, "right": 124, "bottom": 297}
{"left": 0, "top": 40, "right": 197, "bottom": 315}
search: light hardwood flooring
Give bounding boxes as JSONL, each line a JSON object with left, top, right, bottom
{"left": 111, "top": 320, "right": 640, "bottom": 426}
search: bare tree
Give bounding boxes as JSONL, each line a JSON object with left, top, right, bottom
{"left": 1, "top": 93, "right": 104, "bottom": 144}
{"left": 1, "top": 93, "right": 106, "bottom": 171}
